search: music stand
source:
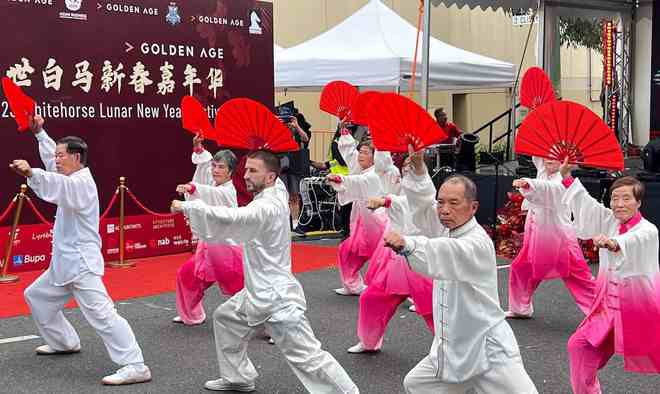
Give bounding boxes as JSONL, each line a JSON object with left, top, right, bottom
{"left": 427, "top": 143, "right": 456, "bottom": 180}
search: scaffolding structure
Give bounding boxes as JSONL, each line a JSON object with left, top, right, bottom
{"left": 606, "top": 17, "right": 635, "bottom": 154}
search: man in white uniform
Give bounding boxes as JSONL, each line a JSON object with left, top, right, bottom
{"left": 383, "top": 148, "right": 537, "bottom": 394}
{"left": 11, "top": 115, "right": 151, "bottom": 385}
{"left": 171, "top": 150, "right": 358, "bottom": 393}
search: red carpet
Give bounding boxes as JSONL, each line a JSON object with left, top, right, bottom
{"left": 0, "top": 243, "right": 338, "bottom": 319}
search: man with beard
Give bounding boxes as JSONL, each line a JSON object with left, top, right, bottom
{"left": 171, "top": 150, "right": 358, "bottom": 393}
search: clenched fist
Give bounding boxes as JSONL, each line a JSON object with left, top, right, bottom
{"left": 384, "top": 231, "right": 406, "bottom": 253}
{"left": 512, "top": 179, "right": 529, "bottom": 189}
{"left": 170, "top": 200, "right": 184, "bottom": 213}
{"left": 176, "top": 184, "right": 193, "bottom": 195}
{"left": 592, "top": 234, "right": 620, "bottom": 253}
{"left": 28, "top": 115, "right": 44, "bottom": 135}
{"left": 367, "top": 197, "right": 386, "bottom": 211}
{"left": 407, "top": 144, "right": 426, "bottom": 176}
{"left": 325, "top": 174, "right": 343, "bottom": 184}
{"left": 10, "top": 160, "right": 33, "bottom": 178}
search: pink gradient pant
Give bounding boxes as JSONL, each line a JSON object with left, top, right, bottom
{"left": 337, "top": 238, "right": 369, "bottom": 293}
{"left": 337, "top": 215, "right": 386, "bottom": 293}
{"left": 175, "top": 244, "right": 244, "bottom": 325}
{"left": 567, "top": 322, "right": 615, "bottom": 394}
{"left": 508, "top": 247, "right": 596, "bottom": 316}
{"left": 357, "top": 286, "right": 434, "bottom": 349}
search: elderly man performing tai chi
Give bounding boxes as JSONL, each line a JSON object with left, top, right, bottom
{"left": 171, "top": 134, "right": 244, "bottom": 325}
{"left": 11, "top": 115, "right": 151, "bottom": 386}
{"left": 171, "top": 149, "right": 358, "bottom": 393}
{"left": 514, "top": 160, "right": 660, "bottom": 394}
{"left": 383, "top": 147, "right": 537, "bottom": 394}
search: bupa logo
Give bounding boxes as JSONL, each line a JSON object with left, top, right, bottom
{"left": 13, "top": 254, "right": 46, "bottom": 265}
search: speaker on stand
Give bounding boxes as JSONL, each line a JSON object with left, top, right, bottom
{"left": 640, "top": 138, "right": 660, "bottom": 181}
{"left": 455, "top": 133, "right": 479, "bottom": 173}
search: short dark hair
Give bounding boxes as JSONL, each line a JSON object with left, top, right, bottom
{"left": 213, "top": 150, "right": 238, "bottom": 173}
{"left": 56, "top": 136, "right": 88, "bottom": 166}
{"left": 434, "top": 107, "right": 447, "bottom": 119}
{"left": 442, "top": 174, "right": 478, "bottom": 201}
{"left": 247, "top": 150, "right": 281, "bottom": 176}
{"left": 357, "top": 138, "right": 374, "bottom": 154}
{"left": 611, "top": 176, "right": 644, "bottom": 202}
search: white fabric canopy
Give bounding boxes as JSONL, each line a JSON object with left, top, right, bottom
{"left": 431, "top": 0, "right": 635, "bottom": 16}
{"left": 430, "top": 0, "right": 536, "bottom": 11}
{"left": 430, "top": 0, "right": 634, "bottom": 12}
{"left": 275, "top": 0, "right": 515, "bottom": 91}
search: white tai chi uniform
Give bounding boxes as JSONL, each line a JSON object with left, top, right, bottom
{"left": 181, "top": 179, "right": 359, "bottom": 394}
{"left": 398, "top": 171, "right": 537, "bottom": 394}
{"left": 23, "top": 130, "right": 144, "bottom": 366}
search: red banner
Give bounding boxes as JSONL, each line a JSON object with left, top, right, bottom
{"left": 0, "top": 223, "right": 53, "bottom": 272}
{"left": 101, "top": 214, "right": 196, "bottom": 260}
{"left": 2, "top": 214, "right": 197, "bottom": 273}
{"left": 0, "top": 0, "right": 274, "bottom": 217}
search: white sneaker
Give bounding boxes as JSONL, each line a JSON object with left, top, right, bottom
{"left": 267, "top": 337, "right": 275, "bottom": 345}
{"left": 204, "top": 378, "right": 256, "bottom": 392}
{"left": 504, "top": 310, "right": 532, "bottom": 319}
{"left": 172, "top": 315, "right": 205, "bottom": 325}
{"left": 334, "top": 286, "right": 365, "bottom": 296}
{"left": 408, "top": 304, "right": 417, "bottom": 312}
{"left": 35, "top": 344, "right": 81, "bottom": 355}
{"left": 347, "top": 342, "right": 380, "bottom": 354}
{"left": 101, "top": 364, "right": 152, "bottom": 385}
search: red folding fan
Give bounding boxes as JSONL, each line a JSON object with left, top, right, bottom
{"left": 520, "top": 67, "right": 556, "bottom": 111}
{"left": 349, "top": 91, "right": 380, "bottom": 126}
{"left": 180, "top": 96, "right": 216, "bottom": 140}
{"left": 515, "top": 100, "right": 623, "bottom": 171}
{"left": 366, "top": 93, "right": 447, "bottom": 153}
{"left": 1, "top": 77, "right": 36, "bottom": 132}
{"left": 214, "top": 98, "right": 299, "bottom": 152}
{"left": 320, "top": 80, "right": 359, "bottom": 120}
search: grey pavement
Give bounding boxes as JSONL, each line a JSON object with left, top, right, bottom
{"left": 1, "top": 254, "right": 659, "bottom": 393}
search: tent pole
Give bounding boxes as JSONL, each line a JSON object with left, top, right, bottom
{"left": 421, "top": 0, "right": 431, "bottom": 110}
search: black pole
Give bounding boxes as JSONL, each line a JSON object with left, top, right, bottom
{"left": 493, "top": 162, "right": 499, "bottom": 244}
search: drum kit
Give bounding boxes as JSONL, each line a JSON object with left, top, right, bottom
{"left": 296, "top": 176, "right": 340, "bottom": 233}
{"left": 423, "top": 133, "right": 480, "bottom": 179}
{"left": 424, "top": 143, "right": 458, "bottom": 179}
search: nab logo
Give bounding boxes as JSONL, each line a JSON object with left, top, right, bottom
{"left": 107, "top": 224, "right": 115, "bottom": 234}
{"left": 12, "top": 255, "right": 23, "bottom": 266}
{"left": 150, "top": 237, "right": 171, "bottom": 247}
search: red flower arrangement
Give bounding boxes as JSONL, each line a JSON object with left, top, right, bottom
{"left": 485, "top": 190, "right": 599, "bottom": 263}
{"left": 487, "top": 191, "right": 527, "bottom": 259}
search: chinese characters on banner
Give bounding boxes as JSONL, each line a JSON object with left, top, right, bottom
{"left": 6, "top": 56, "right": 225, "bottom": 98}
{"left": 0, "top": 0, "right": 273, "bottom": 272}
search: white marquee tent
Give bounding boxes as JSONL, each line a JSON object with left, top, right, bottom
{"left": 275, "top": 0, "right": 515, "bottom": 91}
